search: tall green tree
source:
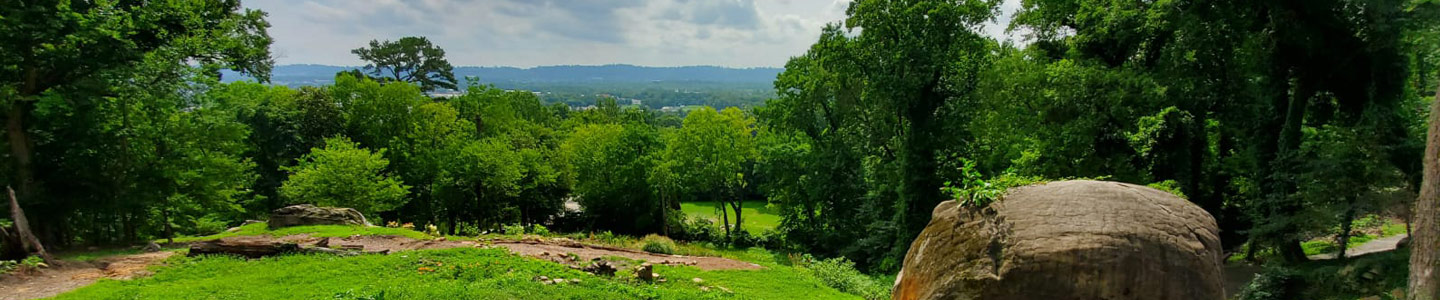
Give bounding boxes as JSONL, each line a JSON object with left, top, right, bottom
{"left": 0, "top": 0, "right": 272, "bottom": 217}
{"left": 665, "top": 107, "right": 757, "bottom": 239}
{"left": 351, "top": 36, "right": 458, "bottom": 92}
{"left": 280, "top": 137, "right": 409, "bottom": 217}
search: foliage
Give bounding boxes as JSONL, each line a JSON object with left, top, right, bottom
{"left": 802, "top": 256, "right": 891, "bottom": 300}
{"left": 280, "top": 137, "right": 409, "bottom": 217}
{"left": 1146, "top": 180, "right": 1187, "bottom": 198}
{"left": 562, "top": 122, "right": 663, "bottom": 234}
{"left": 351, "top": 36, "right": 458, "bottom": 92}
{"left": 0, "top": 255, "right": 45, "bottom": 275}
{"left": 940, "top": 159, "right": 1044, "bottom": 208}
{"left": 640, "top": 235, "right": 677, "bottom": 255}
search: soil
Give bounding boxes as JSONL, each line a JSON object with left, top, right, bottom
{"left": 486, "top": 238, "right": 763, "bottom": 270}
{"left": 0, "top": 234, "right": 760, "bottom": 300}
{"left": 0, "top": 251, "right": 174, "bottom": 300}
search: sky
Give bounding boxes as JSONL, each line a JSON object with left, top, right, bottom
{"left": 243, "top": 0, "right": 1023, "bottom": 68}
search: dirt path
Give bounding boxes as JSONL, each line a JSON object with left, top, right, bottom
{"left": 0, "top": 251, "right": 175, "bottom": 300}
{"left": 1307, "top": 233, "right": 1409, "bottom": 260}
{"left": 489, "top": 239, "right": 763, "bottom": 270}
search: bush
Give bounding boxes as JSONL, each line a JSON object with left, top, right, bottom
{"left": 1, "top": 255, "right": 46, "bottom": 275}
{"left": 502, "top": 224, "right": 526, "bottom": 235}
{"left": 1238, "top": 266, "right": 1300, "bottom": 300}
{"left": 192, "top": 215, "right": 230, "bottom": 236}
{"left": 803, "top": 256, "right": 890, "bottom": 300}
{"left": 640, "top": 234, "right": 677, "bottom": 255}
{"left": 528, "top": 224, "right": 550, "bottom": 236}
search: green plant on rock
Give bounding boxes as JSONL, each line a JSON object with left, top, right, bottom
{"left": 941, "top": 159, "right": 1043, "bottom": 208}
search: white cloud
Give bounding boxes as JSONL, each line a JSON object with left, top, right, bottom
{"left": 243, "top": 0, "right": 1020, "bottom": 67}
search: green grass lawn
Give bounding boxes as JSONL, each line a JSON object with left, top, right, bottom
{"left": 54, "top": 221, "right": 869, "bottom": 299}
{"left": 53, "top": 245, "right": 859, "bottom": 299}
{"left": 680, "top": 200, "right": 782, "bottom": 233}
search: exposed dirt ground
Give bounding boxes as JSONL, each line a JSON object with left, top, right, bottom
{"left": 0, "top": 251, "right": 175, "bottom": 300}
{"left": 0, "top": 235, "right": 760, "bottom": 300}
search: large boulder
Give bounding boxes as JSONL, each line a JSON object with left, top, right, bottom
{"left": 267, "top": 204, "right": 370, "bottom": 229}
{"left": 893, "top": 180, "right": 1223, "bottom": 300}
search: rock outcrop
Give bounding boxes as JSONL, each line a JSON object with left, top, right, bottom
{"left": 267, "top": 204, "right": 370, "bottom": 229}
{"left": 893, "top": 180, "right": 1224, "bottom": 300}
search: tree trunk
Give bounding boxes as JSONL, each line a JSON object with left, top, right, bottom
{"left": 729, "top": 188, "right": 743, "bottom": 235}
{"left": 659, "top": 191, "right": 669, "bottom": 236}
{"left": 1337, "top": 195, "right": 1357, "bottom": 260}
{"left": 1408, "top": 83, "right": 1440, "bottom": 300}
{"left": 718, "top": 196, "right": 730, "bottom": 240}
{"left": 4, "top": 186, "right": 51, "bottom": 262}
{"left": 6, "top": 104, "right": 34, "bottom": 201}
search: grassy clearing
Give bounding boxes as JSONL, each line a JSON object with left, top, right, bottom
{"left": 680, "top": 200, "right": 782, "bottom": 233}
{"left": 55, "top": 221, "right": 872, "bottom": 299}
{"left": 164, "top": 222, "right": 433, "bottom": 243}
{"left": 52, "top": 247, "right": 860, "bottom": 300}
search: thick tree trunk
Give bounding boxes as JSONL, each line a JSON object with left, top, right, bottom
{"left": 1408, "top": 83, "right": 1440, "bottom": 300}
{"left": 4, "top": 186, "right": 51, "bottom": 262}
{"left": 6, "top": 104, "right": 34, "bottom": 200}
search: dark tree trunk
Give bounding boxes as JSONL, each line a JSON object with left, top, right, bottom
{"left": 1337, "top": 195, "right": 1357, "bottom": 260}
{"left": 6, "top": 104, "right": 34, "bottom": 202}
{"left": 1408, "top": 81, "right": 1440, "bottom": 300}
{"left": 719, "top": 196, "right": 730, "bottom": 240}
{"left": 3, "top": 186, "right": 51, "bottom": 262}
{"left": 729, "top": 188, "right": 743, "bottom": 235}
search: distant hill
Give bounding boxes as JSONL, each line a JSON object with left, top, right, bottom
{"left": 222, "top": 64, "right": 783, "bottom": 86}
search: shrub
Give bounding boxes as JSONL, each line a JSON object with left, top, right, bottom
{"left": 1237, "top": 266, "right": 1300, "bottom": 300}
{"left": 803, "top": 256, "right": 889, "bottom": 300}
{"left": 1, "top": 255, "right": 46, "bottom": 275}
{"left": 640, "top": 234, "right": 677, "bottom": 255}
{"left": 528, "top": 224, "right": 550, "bottom": 236}
{"left": 502, "top": 224, "right": 526, "bottom": 235}
{"left": 192, "top": 215, "right": 232, "bottom": 236}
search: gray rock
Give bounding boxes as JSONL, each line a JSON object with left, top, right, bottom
{"left": 267, "top": 204, "right": 370, "bottom": 229}
{"left": 142, "top": 242, "right": 162, "bottom": 253}
{"left": 893, "top": 180, "right": 1224, "bottom": 300}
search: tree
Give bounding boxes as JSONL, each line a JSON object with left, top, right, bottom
{"left": 280, "top": 137, "right": 409, "bottom": 217}
{"left": 666, "top": 107, "right": 757, "bottom": 240}
{"left": 562, "top": 123, "right": 662, "bottom": 234}
{"left": 351, "top": 36, "right": 458, "bottom": 92}
{"left": 843, "top": 0, "right": 1000, "bottom": 260}
{"left": 0, "top": 0, "right": 272, "bottom": 237}
{"left": 1412, "top": 79, "right": 1440, "bottom": 300}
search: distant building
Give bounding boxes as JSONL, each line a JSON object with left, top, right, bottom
{"left": 630, "top": 99, "right": 642, "bottom": 106}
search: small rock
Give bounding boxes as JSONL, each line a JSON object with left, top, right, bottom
{"left": 570, "top": 278, "right": 581, "bottom": 284}
{"left": 700, "top": 286, "right": 710, "bottom": 292}
{"left": 716, "top": 286, "right": 732, "bottom": 293}
{"left": 315, "top": 237, "right": 331, "bottom": 248}
{"left": 552, "top": 278, "right": 565, "bottom": 284}
{"left": 539, "top": 275, "right": 550, "bottom": 281}
{"left": 658, "top": 278, "right": 667, "bottom": 283}
{"left": 692, "top": 277, "right": 704, "bottom": 284}
{"left": 143, "top": 242, "right": 162, "bottom": 252}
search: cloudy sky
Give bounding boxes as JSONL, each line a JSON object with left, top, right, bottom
{"left": 243, "top": 0, "right": 1021, "bottom": 68}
